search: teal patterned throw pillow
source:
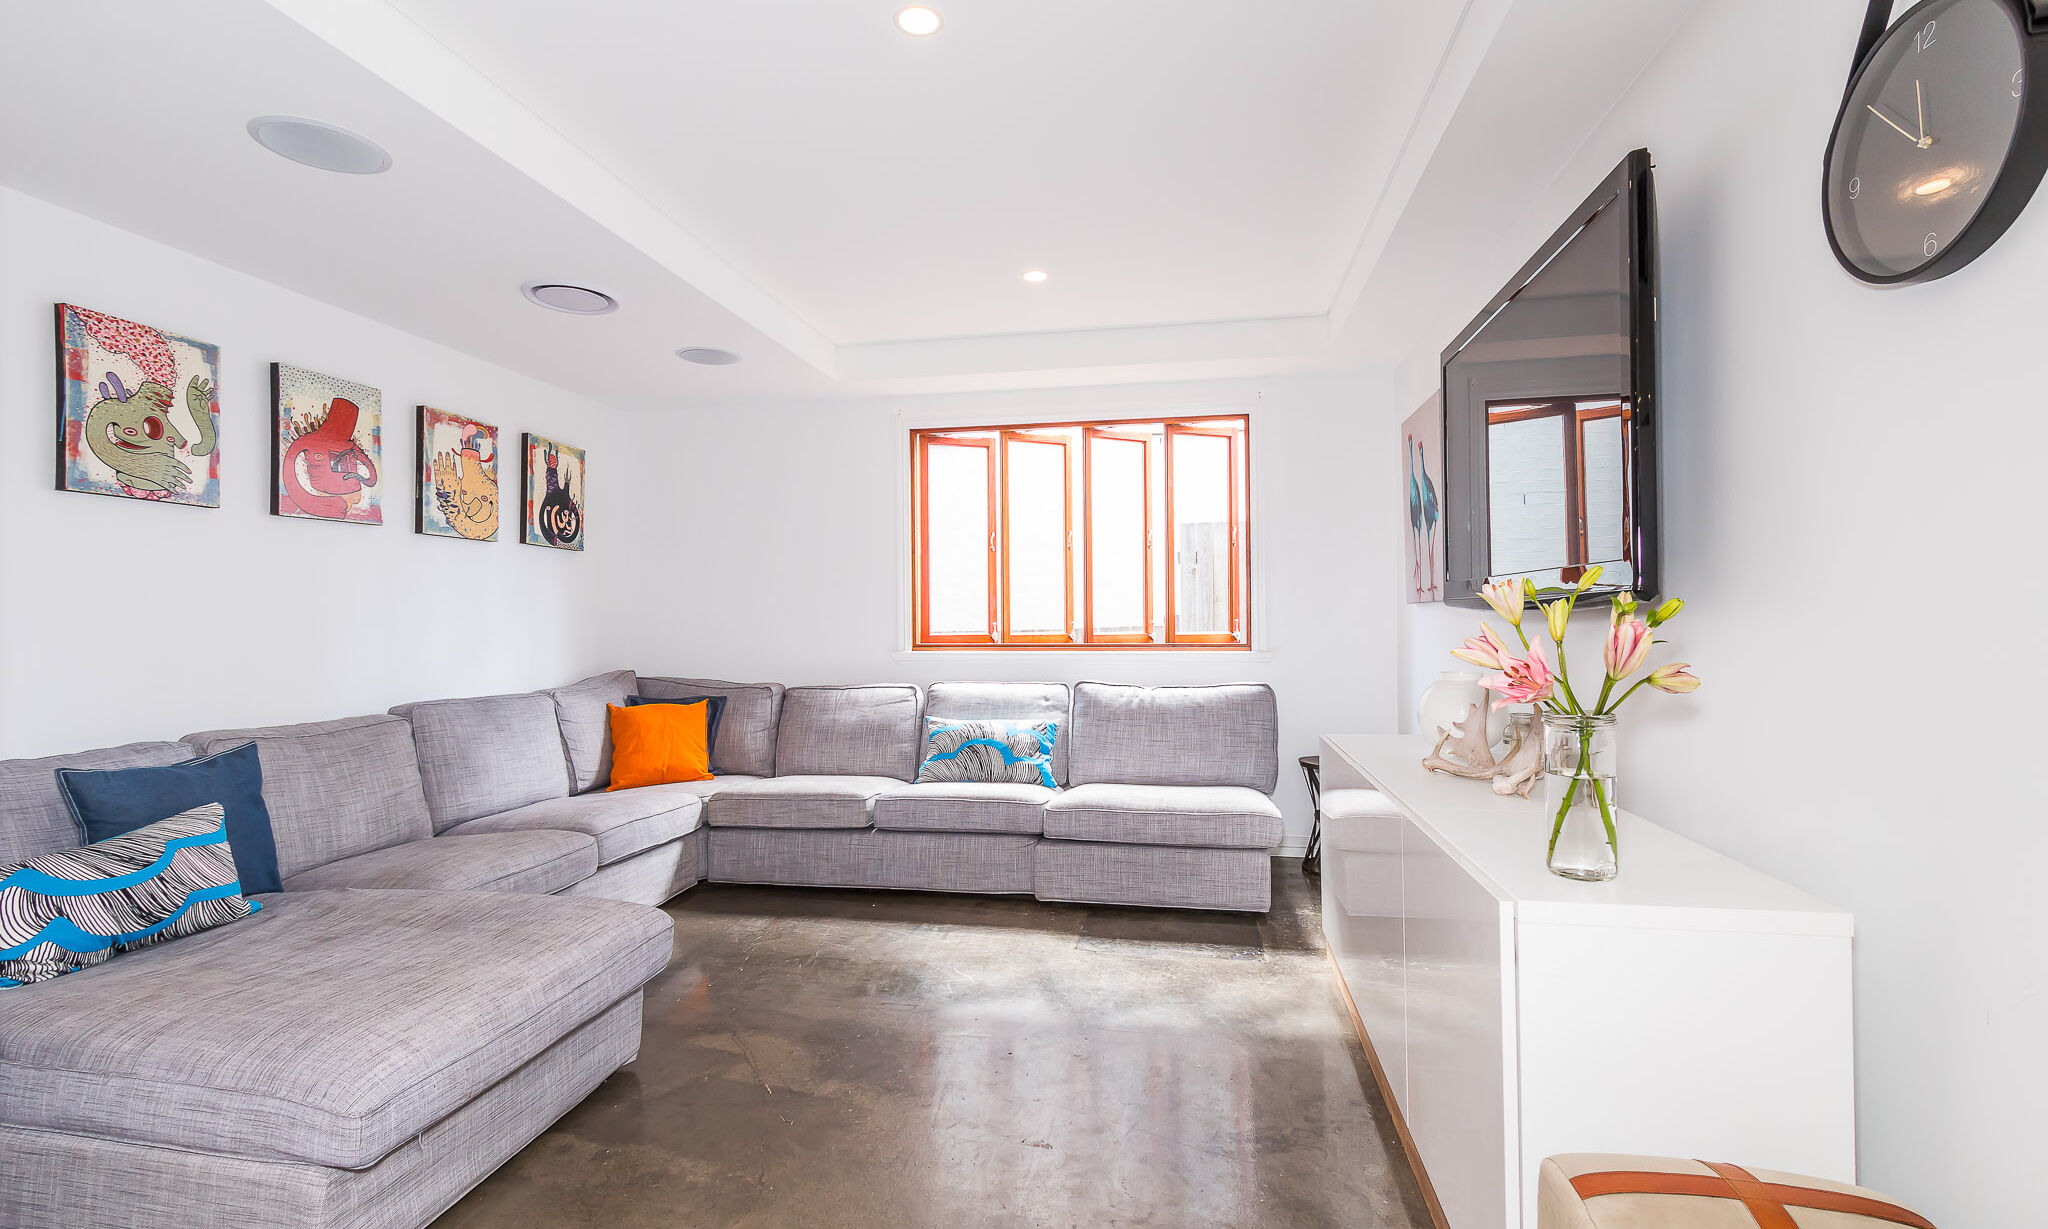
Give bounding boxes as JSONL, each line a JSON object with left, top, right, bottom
{"left": 0, "top": 803, "right": 260, "bottom": 988}
{"left": 914, "top": 719, "right": 1058, "bottom": 789}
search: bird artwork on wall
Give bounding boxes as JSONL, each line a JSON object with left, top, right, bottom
{"left": 1401, "top": 394, "right": 1444, "bottom": 603}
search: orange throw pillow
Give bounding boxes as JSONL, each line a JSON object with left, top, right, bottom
{"left": 606, "top": 701, "right": 713, "bottom": 790}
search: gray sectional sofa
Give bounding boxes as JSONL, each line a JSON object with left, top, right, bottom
{"left": 0, "top": 672, "right": 1279, "bottom": 1228}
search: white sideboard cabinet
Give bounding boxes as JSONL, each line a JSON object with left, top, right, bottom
{"left": 1318, "top": 735, "right": 1855, "bottom": 1229}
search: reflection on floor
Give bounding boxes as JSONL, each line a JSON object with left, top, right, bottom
{"left": 434, "top": 858, "right": 1432, "bottom": 1229}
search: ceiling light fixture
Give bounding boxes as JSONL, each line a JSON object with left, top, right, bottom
{"left": 677, "top": 347, "right": 742, "bottom": 366}
{"left": 1022, "top": 270, "right": 1049, "bottom": 283}
{"left": 1913, "top": 175, "right": 1955, "bottom": 196}
{"left": 521, "top": 282, "right": 618, "bottom": 315}
{"left": 895, "top": 6, "right": 942, "bottom": 36}
{"left": 247, "top": 116, "right": 392, "bottom": 175}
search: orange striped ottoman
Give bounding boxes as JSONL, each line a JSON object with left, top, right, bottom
{"left": 1539, "top": 1155, "right": 1936, "bottom": 1229}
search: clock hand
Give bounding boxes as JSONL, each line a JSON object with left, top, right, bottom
{"left": 1868, "top": 102, "right": 1924, "bottom": 146}
{"left": 1915, "top": 80, "right": 1932, "bottom": 147}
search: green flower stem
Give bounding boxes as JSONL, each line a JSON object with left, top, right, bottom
{"left": 1547, "top": 753, "right": 1582, "bottom": 859}
{"left": 1592, "top": 774, "right": 1619, "bottom": 867}
{"left": 1603, "top": 676, "right": 1652, "bottom": 714}
{"left": 1593, "top": 676, "right": 1617, "bottom": 715}
{"left": 1553, "top": 640, "right": 1585, "bottom": 714}
{"left": 1548, "top": 731, "right": 1620, "bottom": 869}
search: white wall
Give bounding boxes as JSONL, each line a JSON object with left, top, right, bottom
{"left": 606, "top": 373, "right": 1402, "bottom": 851}
{"left": 0, "top": 189, "right": 638, "bottom": 755}
{"left": 1387, "top": 1, "right": 2048, "bottom": 1222}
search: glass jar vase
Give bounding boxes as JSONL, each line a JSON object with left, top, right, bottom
{"left": 1541, "top": 712, "right": 1619, "bottom": 881}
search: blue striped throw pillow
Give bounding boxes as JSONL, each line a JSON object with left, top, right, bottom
{"left": 0, "top": 803, "right": 260, "bottom": 988}
{"left": 914, "top": 718, "right": 1059, "bottom": 789}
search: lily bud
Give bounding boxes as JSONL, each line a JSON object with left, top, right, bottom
{"left": 1647, "top": 662, "right": 1700, "bottom": 693}
{"left": 1649, "top": 597, "right": 1685, "bottom": 627}
{"left": 1543, "top": 599, "right": 1570, "bottom": 642}
{"left": 1604, "top": 616, "right": 1653, "bottom": 680}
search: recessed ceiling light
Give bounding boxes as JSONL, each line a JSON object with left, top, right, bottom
{"left": 1913, "top": 175, "right": 1955, "bottom": 196}
{"left": 1022, "top": 270, "right": 1049, "bottom": 283}
{"left": 677, "top": 347, "right": 742, "bottom": 366}
{"left": 522, "top": 282, "right": 618, "bottom": 315}
{"left": 247, "top": 116, "right": 392, "bottom": 175}
{"left": 896, "top": 6, "right": 942, "bottom": 36}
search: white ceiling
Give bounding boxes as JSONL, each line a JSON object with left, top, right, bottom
{"left": 382, "top": 0, "right": 1464, "bottom": 347}
{"left": 0, "top": 0, "right": 1702, "bottom": 406}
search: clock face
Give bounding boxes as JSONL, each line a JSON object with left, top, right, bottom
{"left": 1826, "top": 0, "right": 2026, "bottom": 280}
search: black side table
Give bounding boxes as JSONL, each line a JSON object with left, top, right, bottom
{"left": 1300, "top": 754, "right": 1321, "bottom": 878}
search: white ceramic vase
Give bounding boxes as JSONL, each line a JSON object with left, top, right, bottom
{"left": 1417, "top": 672, "right": 1488, "bottom": 740}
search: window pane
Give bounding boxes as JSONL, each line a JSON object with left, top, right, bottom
{"left": 1580, "top": 413, "right": 1626, "bottom": 564}
{"left": 1089, "top": 436, "right": 1147, "bottom": 636}
{"left": 1005, "top": 438, "right": 1068, "bottom": 636}
{"left": 1487, "top": 415, "right": 1567, "bottom": 575}
{"left": 925, "top": 443, "right": 989, "bottom": 636}
{"left": 1171, "top": 432, "right": 1233, "bottom": 636}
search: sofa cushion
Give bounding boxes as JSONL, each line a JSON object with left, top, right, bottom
{"left": 655, "top": 775, "right": 763, "bottom": 799}
{"left": 872, "top": 781, "right": 1055, "bottom": 835}
{"left": 184, "top": 715, "right": 433, "bottom": 880}
{"left": 626, "top": 693, "right": 726, "bottom": 766}
{"left": 1042, "top": 783, "right": 1283, "bottom": 849}
{"left": 913, "top": 718, "right": 1059, "bottom": 789}
{"left": 637, "top": 677, "right": 784, "bottom": 776}
{"left": 443, "top": 784, "right": 704, "bottom": 866}
{"left": 707, "top": 776, "right": 902, "bottom": 830}
{"left": 0, "top": 888, "right": 672, "bottom": 1169}
{"left": 606, "top": 701, "right": 713, "bottom": 790}
{"left": 925, "top": 682, "right": 1072, "bottom": 785}
{"left": 390, "top": 693, "right": 571, "bottom": 831}
{"left": 545, "top": 669, "right": 636, "bottom": 793}
{"left": 775, "top": 685, "right": 922, "bottom": 779}
{"left": 57, "top": 741, "right": 282, "bottom": 895}
{"left": 1067, "top": 682, "right": 1279, "bottom": 792}
{"left": 0, "top": 804, "right": 258, "bottom": 987}
{"left": 0, "top": 742, "right": 193, "bottom": 867}
{"left": 279, "top": 831, "right": 596, "bottom": 895}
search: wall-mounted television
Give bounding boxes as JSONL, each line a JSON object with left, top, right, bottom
{"left": 1441, "top": 148, "right": 1659, "bottom": 607}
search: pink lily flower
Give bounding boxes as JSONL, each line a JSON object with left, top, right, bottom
{"left": 1647, "top": 662, "right": 1700, "bottom": 693}
{"left": 1481, "top": 644, "right": 1555, "bottom": 710}
{"left": 1450, "top": 623, "right": 1515, "bottom": 671}
{"left": 1604, "top": 616, "right": 1652, "bottom": 679}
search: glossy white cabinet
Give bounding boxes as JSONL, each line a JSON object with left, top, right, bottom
{"left": 1319, "top": 736, "right": 1855, "bottom": 1229}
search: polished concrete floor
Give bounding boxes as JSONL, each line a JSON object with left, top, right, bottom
{"left": 434, "top": 860, "right": 1432, "bottom": 1229}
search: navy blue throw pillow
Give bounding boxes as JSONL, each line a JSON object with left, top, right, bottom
{"left": 626, "top": 694, "right": 727, "bottom": 772}
{"left": 57, "top": 742, "right": 283, "bottom": 895}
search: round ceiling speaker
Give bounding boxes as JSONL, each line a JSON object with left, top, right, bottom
{"left": 246, "top": 116, "right": 392, "bottom": 175}
{"left": 676, "top": 347, "right": 742, "bottom": 365}
{"left": 521, "top": 283, "right": 619, "bottom": 315}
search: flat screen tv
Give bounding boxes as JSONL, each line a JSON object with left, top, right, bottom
{"left": 1441, "top": 148, "right": 1659, "bottom": 607}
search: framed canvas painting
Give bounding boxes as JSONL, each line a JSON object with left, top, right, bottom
{"left": 1402, "top": 394, "right": 1444, "bottom": 603}
{"left": 416, "top": 406, "right": 498, "bottom": 541}
{"left": 271, "top": 364, "right": 382, "bottom": 524}
{"left": 521, "top": 433, "right": 585, "bottom": 551}
{"left": 55, "top": 303, "right": 221, "bottom": 507}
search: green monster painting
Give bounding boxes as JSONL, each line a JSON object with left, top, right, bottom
{"left": 58, "top": 304, "right": 223, "bottom": 506}
{"left": 83, "top": 372, "right": 217, "bottom": 498}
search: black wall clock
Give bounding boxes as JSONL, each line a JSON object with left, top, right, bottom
{"left": 1824, "top": 0, "right": 2048, "bottom": 283}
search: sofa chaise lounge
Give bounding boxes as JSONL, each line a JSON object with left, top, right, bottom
{"left": 0, "top": 672, "right": 1280, "bottom": 1228}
